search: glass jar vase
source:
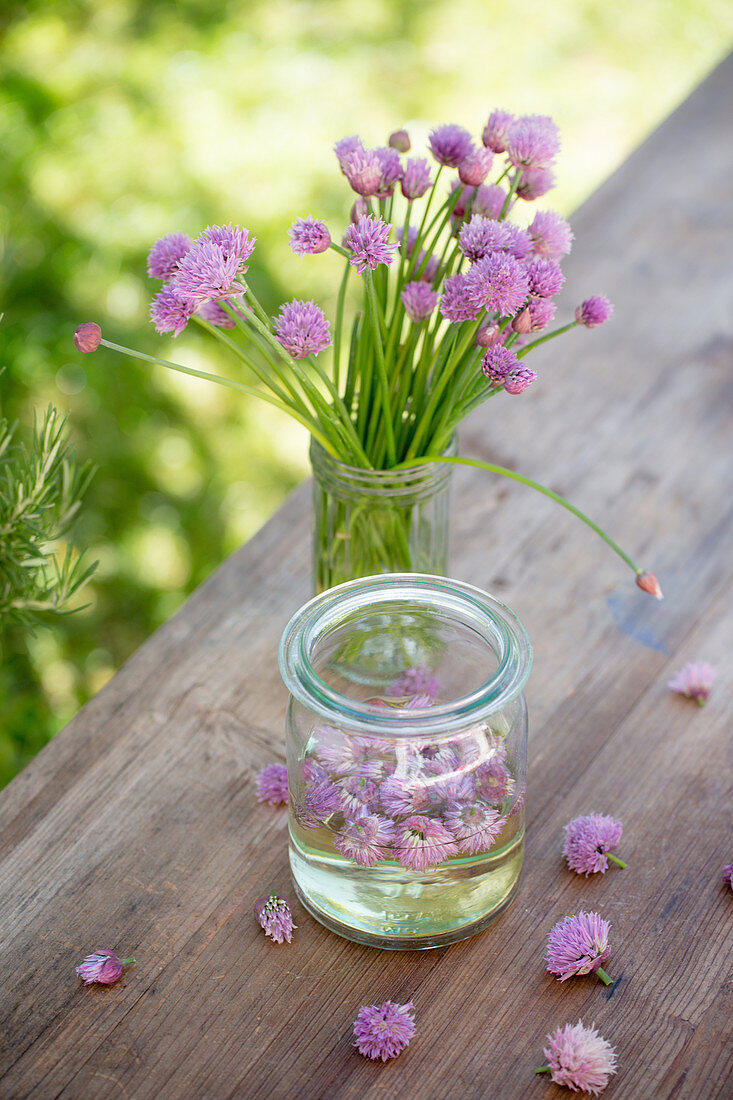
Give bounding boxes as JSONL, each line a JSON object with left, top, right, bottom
{"left": 310, "top": 438, "right": 456, "bottom": 592}
{"left": 279, "top": 573, "right": 532, "bottom": 950}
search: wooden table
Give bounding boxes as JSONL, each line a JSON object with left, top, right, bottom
{"left": 2, "top": 57, "right": 732, "bottom": 1100}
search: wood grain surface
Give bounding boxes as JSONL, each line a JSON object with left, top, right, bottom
{"left": 1, "top": 54, "right": 732, "bottom": 1100}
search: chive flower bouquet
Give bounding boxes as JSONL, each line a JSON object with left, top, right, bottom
{"left": 75, "top": 109, "right": 661, "bottom": 599}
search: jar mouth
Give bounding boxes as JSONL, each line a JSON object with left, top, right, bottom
{"left": 279, "top": 574, "right": 532, "bottom": 736}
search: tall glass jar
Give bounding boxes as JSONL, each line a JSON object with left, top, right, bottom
{"left": 279, "top": 574, "right": 532, "bottom": 950}
{"left": 310, "top": 438, "right": 456, "bottom": 592}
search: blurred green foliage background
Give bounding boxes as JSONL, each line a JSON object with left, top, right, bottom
{"left": 1, "top": 0, "right": 731, "bottom": 785}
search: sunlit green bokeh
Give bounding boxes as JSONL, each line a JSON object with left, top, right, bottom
{"left": 1, "top": 0, "right": 731, "bottom": 784}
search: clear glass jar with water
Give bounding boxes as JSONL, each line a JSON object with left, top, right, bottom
{"left": 278, "top": 574, "right": 531, "bottom": 950}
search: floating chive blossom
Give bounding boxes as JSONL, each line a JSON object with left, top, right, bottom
{"left": 334, "top": 814, "right": 396, "bottom": 867}
{"left": 76, "top": 950, "right": 135, "bottom": 985}
{"left": 722, "top": 864, "right": 733, "bottom": 890}
{"left": 173, "top": 240, "right": 245, "bottom": 305}
{"left": 517, "top": 167, "right": 555, "bottom": 201}
{"left": 401, "top": 157, "right": 432, "bottom": 200}
{"left": 150, "top": 286, "right": 195, "bottom": 336}
{"left": 563, "top": 813, "right": 625, "bottom": 875}
{"left": 545, "top": 911, "right": 613, "bottom": 985}
{"left": 537, "top": 1020, "right": 618, "bottom": 1095}
{"left": 256, "top": 763, "right": 289, "bottom": 806}
{"left": 465, "top": 252, "right": 530, "bottom": 316}
{"left": 389, "top": 666, "right": 441, "bottom": 700}
{"left": 147, "top": 232, "right": 192, "bottom": 280}
{"left": 459, "top": 146, "right": 494, "bottom": 187}
{"left": 445, "top": 803, "right": 504, "bottom": 855}
{"left": 575, "top": 295, "right": 614, "bottom": 328}
{"left": 73, "top": 322, "right": 102, "bottom": 353}
{"left": 506, "top": 114, "right": 560, "bottom": 170}
{"left": 528, "top": 210, "right": 574, "bottom": 258}
{"left": 482, "top": 344, "right": 520, "bottom": 386}
{"left": 526, "top": 256, "right": 565, "bottom": 299}
{"left": 353, "top": 1001, "right": 415, "bottom": 1061}
{"left": 274, "top": 299, "right": 331, "bottom": 359}
{"left": 401, "top": 282, "right": 439, "bottom": 323}
{"left": 504, "top": 366, "right": 536, "bottom": 395}
{"left": 482, "top": 108, "right": 515, "bottom": 153}
{"left": 428, "top": 124, "right": 473, "bottom": 167}
{"left": 299, "top": 760, "right": 341, "bottom": 826}
{"left": 254, "top": 892, "right": 296, "bottom": 944}
{"left": 667, "top": 661, "right": 716, "bottom": 706}
{"left": 394, "top": 815, "right": 459, "bottom": 871}
{"left": 288, "top": 216, "right": 332, "bottom": 255}
{"left": 344, "top": 215, "right": 396, "bottom": 274}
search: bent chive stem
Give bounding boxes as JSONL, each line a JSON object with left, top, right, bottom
{"left": 596, "top": 967, "right": 613, "bottom": 986}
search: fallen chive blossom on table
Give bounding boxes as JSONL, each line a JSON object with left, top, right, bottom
{"left": 722, "top": 864, "right": 733, "bottom": 891}
{"left": 563, "top": 813, "right": 625, "bottom": 875}
{"left": 667, "top": 661, "right": 716, "bottom": 706}
{"left": 256, "top": 763, "right": 289, "bottom": 805}
{"left": 75, "top": 950, "right": 135, "bottom": 985}
{"left": 545, "top": 911, "right": 613, "bottom": 986}
{"left": 254, "top": 892, "right": 295, "bottom": 944}
{"left": 353, "top": 1001, "right": 416, "bottom": 1061}
{"left": 536, "top": 1020, "right": 618, "bottom": 1095}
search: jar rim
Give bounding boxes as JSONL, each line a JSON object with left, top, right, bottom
{"left": 278, "top": 573, "right": 532, "bottom": 736}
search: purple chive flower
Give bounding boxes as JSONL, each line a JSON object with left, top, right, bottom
{"left": 374, "top": 147, "right": 404, "bottom": 199}
{"left": 314, "top": 727, "right": 379, "bottom": 776}
{"left": 439, "top": 273, "right": 481, "bottom": 323}
{"left": 200, "top": 224, "right": 256, "bottom": 269}
{"left": 380, "top": 775, "right": 432, "bottom": 818}
{"left": 458, "top": 216, "right": 506, "bottom": 262}
{"left": 396, "top": 225, "right": 419, "bottom": 256}
{"left": 343, "top": 147, "right": 383, "bottom": 197}
{"left": 506, "top": 114, "right": 560, "bottom": 171}
{"left": 428, "top": 124, "right": 473, "bottom": 167}
{"left": 335, "top": 814, "right": 396, "bottom": 867}
{"left": 482, "top": 109, "right": 515, "bottom": 153}
{"left": 274, "top": 299, "right": 331, "bottom": 359}
{"left": 353, "top": 1000, "right": 415, "bottom": 1061}
{"left": 197, "top": 299, "right": 243, "bottom": 328}
{"left": 526, "top": 256, "right": 565, "bottom": 299}
{"left": 482, "top": 344, "right": 518, "bottom": 386}
{"left": 517, "top": 167, "right": 555, "bottom": 201}
{"left": 459, "top": 146, "right": 494, "bottom": 187}
{"left": 545, "top": 911, "right": 612, "bottom": 984}
{"left": 344, "top": 215, "right": 396, "bottom": 274}
{"left": 338, "top": 774, "right": 381, "bottom": 816}
{"left": 475, "top": 757, "right": 515, "bottom": 800}
{"left": 405, "top": 692, "right": 435, "bottom": 709}
{"left": 76, "top": 950, "right": 134, "bottom": 985}
{"left": 150, "top": 285, "right": 195, "bottom": 336}
{"left": 288, "top": 216, "right": 332, "bottom": 256}
{"left": 450, "top": 181, "right": 475, "bottom": 220}
{"left": 445, "top": 803, "right": 504, "bottom": 855}
{"left": 299, "top": 760, "right": 341, "bottom": 826}
{"left": 524, "top": 296, "right": 557, "bottom": 332}
{"left": 401, "top": 157, "right": 432, "bottom": 200}
{"left": 722, "top": 864, "right": 733, "bottom": 890}
{"left": 350, "top": 197, "right": 370, "bottom": 223}
{"left": 473, "top": 183, "right": 507, "bottom": 220}
{"left": 335, "top": 135, "right": 364, "bottom": 172}
{"left": 466, "top": 252, "right": 530, "bottom": 316}
{"left": 256, "top": 763, "right": 288, "bottom": 806}
{"left": 254, "top": 892, "right": 296, "bottom": 944}
{"left": 667, "top": 661, "right": 717, "bottom": 706}
{"left": 147, "top": 232, "right": 192, "bottom": 280}
{"left": 476, "top": 320, "right": 505, "bottom": 348}
{"left": 504, "top": 365, "right": 537, "bottom": 395}
{"left": 390, "top": 666, "right": 442, "bottom": 700}
{"left": 563, "top": 814, "right": 625, "bottom": 875}
{"left": 539, "top": 1020, "right": 618, "bottom": 1095}
{"left": 394, "top": 815, "right": 459, "bottom": 871}
{"left": 73, "top": 322, "right": 102, "bottom": 353}
{"left": 389, "top": 129, "right": 411, "bottom": 153}
{"left": 575, "top": 295, "right": 614, "bottom": 328}
{"left": 528, "top": 210, "right": 574, "bottom": 258}
{"left": 401, "top": 281, "right": 439, "bottom": 323}
{"left": 173, "top": 240, "right": 245, "bottom": 305}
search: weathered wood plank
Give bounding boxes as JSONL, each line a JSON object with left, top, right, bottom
{"left": 1, "top": 53, "right": 732, "bottom": 1100}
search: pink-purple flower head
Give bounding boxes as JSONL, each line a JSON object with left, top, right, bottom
{"left": 401, "top": 157, "right": 432, "bottom": 200}
{"left": 198, "top": 298, "right": 247, "bottom": 329}
{"left": 335, "top": 814, "right": 396, "bottom": 867}
{"left": 288, "top": 216, "right": 331, "bottom": 256}
{"left": 390, "top": 665, "right": 442, "bottom": 701}
{"left": 545, "top": 911, "right": 613, "bottom": 985}
{"left": 344, "top": 214, "right": 396, "bottom": 274}
{"left": 506, "top": 114, "right": 560, "bottom": 171}
{"left": 394, "top": 815, "right": 458, "bottom": 871}
{"left": 402, "top": 281, "right": 439, "bottom": 323}
{"left": 76, "top": 950, "right": 134, "bottom": 985}
{"left": 173, "top": 240, "right": 245, "bottom": 306}
{"left": 445, "top": 803, "right": 504, "bottom": 855}
{"left": 722, "top": 864, "right": 733, "bottom": 890}
{"left": 575, "top": 295, "right": 614, "bottom": 328}
{"left": 274, "top": 299, "right": 331, "bottom": 360}
{"left": 73, "top": 322, "right": 102, "bottom": 353}
{"left": 343, "top": 147, "right": 383, "bottom": 197}
{"left": 667, "top": 661, "right": 716, "bottom": 707}
{"left": 147, "top": 232, "right": 192, "bottom": 280}
{"left": 334, "top": 135, "right": 364, "bottom": 172}
{"left": 200, "top": 224, "right": 256, "bottom": 269}
{"left": 440, "top": 273, "right": 481, "bottom": 323}
{"left": 563, "top": 813, "right": 625, "bottom": 876}
{"left": 526, "top": 256, "right": 565, "bottom": 299}
{"left": 353, "top": 1001, "right": 415, "bottom": 1061}
{"left": 389, "top": 128, "right": 411, "bottom": 153}
{"left": 539, "top": 1020, "right": 618, "bottom": 1096}
{"left": 338, "top": 774, "right": 381, "bottom": 816}
{"left": 459, "top": 146, "right": 494, "bottom": 187}
{"left": 473, "top": 183, "right": 508, "bottom": 221}
{"left": 465, "top": 252, "right": 530, "bottom": 316}
{"left": 482, "top": 109, "right": 515, "bottom": 153}
{"left": 428, "top": 124, "right": 473, "bottom": 167}
{"left": 517, "top": 167, "right": 555, "bottom": 201}
{"left": 150, "top": 286, "right": 195, "bottom": 336}
{"left": 298, "top": 760, "right": 341, "bottom": 826}
{"left": 528, "top": 210, "right": 574, "bottom": 259}
{"left": 459, "top": 217, "right": 531, "bottom": 264}
{"left": 256, "top": 763, "right": 288, "bottom": 806}
{"left": 374, "top": 146, "right": 404, "bottom": 199}
{"left": 522, "top": 296, "right": 556, "bottom": 332}
{"left": 254, "top": 892, "right": 295, "bottom": 944}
